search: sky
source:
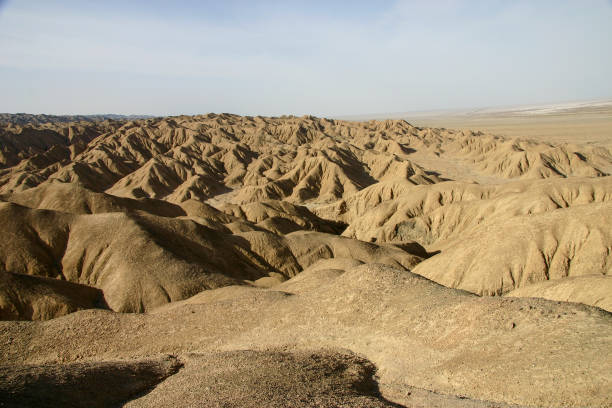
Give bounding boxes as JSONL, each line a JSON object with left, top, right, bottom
{"left": 0, "top": 0, "right": 611, "bottom": 116}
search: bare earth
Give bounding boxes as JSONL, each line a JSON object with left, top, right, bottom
{"left": 0, "top": 108, "right": 611, "bottom": 407}
{"left": 397, "top": 100, "right": 612, "bottom": 146}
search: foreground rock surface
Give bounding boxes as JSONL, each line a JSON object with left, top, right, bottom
{"left": 1, "top": 265, "right": 610, "bottom": 407}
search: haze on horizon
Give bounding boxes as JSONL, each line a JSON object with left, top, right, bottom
{"left": 1, "top": 0, "right": 611, "bottom": 117}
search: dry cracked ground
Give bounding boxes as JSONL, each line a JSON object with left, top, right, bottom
{"left": 0, "top": 113, "right": 611, "bottom": 407}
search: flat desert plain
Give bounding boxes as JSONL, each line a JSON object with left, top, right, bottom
{"left": 0, "top": 109, "right": 611, "bottom": 407}
{"left": 408, "top": 100, "right": 612, "bottom": 145}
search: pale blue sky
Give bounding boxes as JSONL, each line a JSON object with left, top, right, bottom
{"left": 1, "top": 0, "right": 611, "bottom": 116}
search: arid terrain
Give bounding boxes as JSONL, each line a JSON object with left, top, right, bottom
{"left": 367, "top": 100, "right": 612, "bottom": 146}
{"left": 0, "top": 112, "right": 611, "bottom": 407}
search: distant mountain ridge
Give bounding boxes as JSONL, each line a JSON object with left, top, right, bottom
{"left": 0, "top": 113, "right": 157, "bottom": 125}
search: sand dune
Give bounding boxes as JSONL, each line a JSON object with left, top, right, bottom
{"left": 0, "top": 114, "right": 611, "bottom": 406}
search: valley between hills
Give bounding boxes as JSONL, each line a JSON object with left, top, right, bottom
{"left": 0, "top": 113, "right": 611, "bottom": 407}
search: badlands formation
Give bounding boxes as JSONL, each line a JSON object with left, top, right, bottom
{"left": 0, "top": 114, "right": 611, "bottom": 407}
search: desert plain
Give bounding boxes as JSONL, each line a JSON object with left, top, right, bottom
{"left": 0, "top": 105, "right": 611, "bottom": 407}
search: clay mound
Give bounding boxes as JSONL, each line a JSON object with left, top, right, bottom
{"left": 2, "top": 264, "right": 610, "bottom": 407}
{"left": 312, "top": 179, "right": 425, "bottom": 223}
{"left": 341, "top": 176, "right": 612, "bottom": 244}
{"left": 60, "top": 212, "right": 264, "bottom": 312}
{"left": 11, "top": 145, "right": 69, "bottom": 174}
{"left": 298, "top": 257, "right": 364, "bottom": 275}
{"left": 105, "top": 153, "right": 228, "bottom": 202}
{"left": 219, "top": 200, "right": 345, "bottom": 234}
{"left": 0, "top": 123, "right": 104, "bottom": 168}
{"left": 275, "top": 269, "right": 345, "bottom": 293}
{"left": 282, "top": 230, "right": 421, "bottom": 271}
{"left": 14, "top": 121, "right": 173, "bottom": 194}
{"left": 222, "top": 219, "right": 264, "bottom": 234}
{"left": 449, "top": 133, "right": 611, "bottom": 178}
{"left": 275, "top": 258, "right": 362, "bottom": 293}
{"left": 254, "top": 216, "right": 306, "bottom": 234}
{"left": 3, "top": 114, "right": 611, "bottom": 202}
{"left": 505, "top": 275, "right": 612, "bottom": 312}
{"left": 233, "top": 149, "right": 377, "bottom": 204}
{"left": 178, "top": 198, "right": 235, "bottom": 223}
{"left": 148, "top": 285, "right": 290, "bottom": 313}
{"left": 0, "top": 123, "right": 120, "bottom": 193}
{"left": 361, "top": 151, "right": 440, "bottom": 184}
{"left": 125, "top": 350, "right": 398, "bottom": 408}
{"left": 0, "top": 355, "right": 181, "bottom": 408}
{"left": 233, "top": 229, "right": 421, "bottom": 280}
{"left": 0, "top": 270, "right": 106, "bottom": 320}
{"left": 0, "top": 202, "right": 72, "bottom": 277}
{"left": 0, "top": 116, "right": 437, "bottom": 202}
{"left": 65, "top": 212, "right": 284, "bottom": 312}
{"left": 3, "top": 181, "right": 186, "bottom": 216}
{"left": 413, "top": 203, "right": 612, "bottom": 296}
{"left": 317, "top": 178, "right": 501, "bottom": 228}
{"left": 0, "top": 202, "right": 419, "bottom": 314}
{"left": 0, "top": 202, "right": 265, "bottom": 312}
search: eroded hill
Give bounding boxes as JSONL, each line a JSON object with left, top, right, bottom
{"left": 0, "top": 114, "right": 611, "bottom": 407}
